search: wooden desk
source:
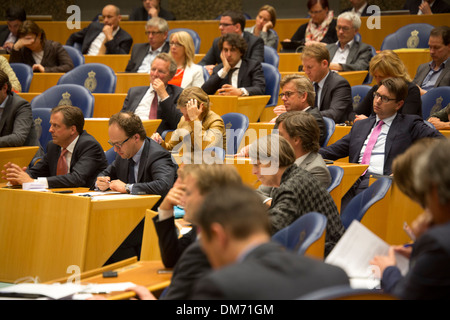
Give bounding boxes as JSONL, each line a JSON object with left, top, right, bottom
{"left": 238, "top": 122, "right": 275, "bottom": 151}
{"left": 85, "top": 119, "right": 161, "bottom": 150}
{"left": 47, "top": 257, "right": 171, "bottom": 300}
{"left": 0, "top": 146, "right": 39, "bottom": 171}
{"left": 29, "top": 73, "right": 63, "bottom": 93}
{"left": 84, "top": 55, "right": 130, "bottom": 73}
{"left": 278, "top": 53, "right": 302, "bottom": 72}
{"left": 209, "top": 95, "right": 270, "bottom": 122}
{"left": 361, "top": 177, "right": 423, "bottom": 245}
{"left": 0, "top": 188, "right": 160, "bottom": 283}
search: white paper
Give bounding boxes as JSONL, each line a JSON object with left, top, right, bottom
{"left": 325, "top": 220, "right": 409, "bottom": 283}
{"left": 0, "top": 283, "right": 85, "bottom": 300}
{"left": 82, "top": 282, "right": 137, "bottom": 293}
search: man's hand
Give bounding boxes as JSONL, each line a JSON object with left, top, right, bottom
{"left": 96, "top": 176, "right": 111, "bottom": 191}
{"left": 220, "top": 51, "right": 231, "bottom": 73}
{"left": 419, "top": 1, "right": 433, "bottom": 14}
{"left": 159, "top": 178, "right": 186, "bottom": 211}
{"left": 32, "top": 64, "right": 45, "bottom": 73}
{"left": 427, "top": 117, "right": 450, "bottom": 130}
{"left": 103, "top": 24, "right": 114, "bottom": 42}
{"left": 218, "top": 84, "right": 242, "bottom": 96}
{"left": 109, "top": 179, "right": 127, "bottom": 193}
{"left": 2, "top": 162, "right": 33, "bottom": 185}
{"left": 152, "top": 78, "right": 169, "bottom": 100}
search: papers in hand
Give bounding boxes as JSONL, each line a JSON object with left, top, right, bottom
{"left": 325, "top": 220, "right": 409, "bottom": 289}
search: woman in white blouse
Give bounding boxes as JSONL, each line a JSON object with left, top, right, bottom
{"left": 168, "top": 31, "right": 205, "bottom": 89}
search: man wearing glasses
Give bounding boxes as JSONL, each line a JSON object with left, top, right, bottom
{"left": 326, "top": 12, "right": 373, "bottom": 72}
{"left": 319, "top": 77, "right": 443, "bottom": 210}
{"left": 97, "top": 111, "right": 177, "bottom": 263}
{"left": 198, "top": 10, "right": 264, "bottom": 75}
{"left": 125, "top": 17, "right": 170, "bottom": 73}
{"left": 66, "top": 4, "right": 133, "bottom": 55}
{"left": 121, "top": 52, "right": 183, "bottom": 134}
{"left": 2, "top": 105, "right": 107, "bottom": 189}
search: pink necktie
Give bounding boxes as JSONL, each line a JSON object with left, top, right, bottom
{"left": 361, "top": 120, "right": 384, "bottom": 174}
{"left": 56, "top": 148, "right": 68, "bottom": 176}
{"left": 149, "top": 92, "right": 158, "bottom": 119}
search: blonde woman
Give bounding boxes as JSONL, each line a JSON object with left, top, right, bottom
{"left": 167, "top": 31, "right": 204, "bottom": 88}
{"left": 354, "top": 50, "right": 422, "bottom": 121}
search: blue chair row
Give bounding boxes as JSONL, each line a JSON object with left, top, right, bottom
{"left": 421, "top": 86, "right": 450, "bottom": 120}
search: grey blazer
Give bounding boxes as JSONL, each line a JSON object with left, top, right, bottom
{"left": 412, "top": 60, "right": 450, "bottom": 90}
{"left": 125, "top": 42, "right": 170, "bottom": 73}
{"left": 326, "top": 41, "right": 373, "bottom": 72}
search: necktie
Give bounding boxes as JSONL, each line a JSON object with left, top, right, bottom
{"left": 361, "top": 120, "right": 384, "bottom": 174}
{"left": 149, "top": 91, "right": 158, "bottom": 119}
{"left": 128, "top": 158, "right": 136, "bottom": 184}
{"left": 314, "top": 82, "right": 320, "bottom": 109}
{"left": 56, "top": 148, "right": 68, "bottom": 176}
{"left": 227, "top": 68, "right": 237, "bottom": 85}
{"left": 98, "top": 38, "right": 107, "bottom": 55}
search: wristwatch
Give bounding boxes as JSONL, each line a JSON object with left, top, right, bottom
{"left": 125, "top": 184, "right": 132, "bottom": 194}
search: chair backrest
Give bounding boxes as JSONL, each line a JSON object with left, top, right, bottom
{"left": 421, "top": 87, "right": 450, "bottom": 119}
{"left": 322, "top": 116, "right": 335, "bottom": 147}
{"left": 272, "top": 212, "right": 327, "bottom": 258}
{"left": 62, "top": 45, "right": 85, "bottom": 68}
{"left": 31, "top": 108, "right": 52, "bottom": 150}
{"left": 105, "top": 147, "right": 117, "bottom": 165}
{"left": 351, "top": 85, "right": 372, "bottom": 110}
{"left": 298, "top": 285, "right": 398, "bottom": 300}
{"left": 57, "top": 63, "right": 117, "bottom": 93}
{"left": 340, "top": 177, "right": 392, "bottom": 229}
{"left": 221, "top": 112, "right": 249, "bottom": 155}
{"left": 261, "top": 62, "right": 281, "bottom": 108}
{"left": 167, "top": 28, "right": 201, "bottom": 54}
{"left": 380, "top": 23, "right": 434, "bottom": 50}
{"left": 10, "top": 63, "right": 33, "bottom": 93}
{"left": 30, "top": 84, "right": 95, "bottom": 118}
{"left": 263, "top": 45, "right": 279, "bottom": 68}
{"left": 202, "top": 66, "right": 210, "bottom": 82}
{"left": 203, "top": 146, "right": 226, "bottom": 162}
{"left": 362, "top": 46, "right": 376, "bottom": 84}
{"left": 327, "top": 166, "right": 344, "bottom": 193}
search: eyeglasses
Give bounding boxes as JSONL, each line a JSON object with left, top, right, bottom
{"left": 373, "top": 92, "right": 396, "bottom": 103}
{"left": 309, "top": 9, "right": 324, "bottom": 15}
{"left": 169, "top": 41, "right": 183, "bottom": 48}
{"left": 336, "top": 26, "right": 352, "bottom": 32}
{"left": 108, "top": 136, "right": 131, "bottom": 149}
{"left": 279, "top": 91, "right": 297, "bottom": 99}
{"left": 219, "top": 23, "right": 234, "bottom": 27}
{"left": 145, "top": 31, "right": 163, "bottom": 36}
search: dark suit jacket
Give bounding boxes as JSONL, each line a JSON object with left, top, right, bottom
{"left": 403, "top": 0, "right": 450, "bottom": 14}
{"left": 317, "top": 71, "right": 353, "bottom": 123}
{"left": 291, "top": 19, "right": 338, "bottom": 44}
{"left": 319, "top": 113, "right": 444, "bottom": 175}
{"left": 191, "top": 242, "right": 349, "bottom": 300}
{"left": 125, "top": 42, "right": 170, "bottom": 72}
{"left": 0, "top": 25, "right": 15, "bottom": 49}
{"left": 121, "top": 85, "right": 183, "bottom": 134}
{"left": 27, "top": 130, "right": 107, "bottom": 188}
{"left": 341, "top": 3, "right": 372, "bottom": 16}
{"left": 0, "top": 93, "right": 41, "bottom": 155}
{"left": 412, "top": 60, "right": 450, "bottom": 89}
{"left": 98, "top": 138, "right": 177, "bottom": 199}
{"left": 9, "top": 40, "right": 74, "bottom": 73}
{"left": 355, "top": 82, "right": 422, "bottom": 118}
{"left": 129, "top": 6, "right": 176, "bottom": 21}
{"left": 326, "top": 40, "right": 374, "bottom": 71}
{"left": 381, "top": 221, "right": 450, "bottom": 299}
{"left": 198, "top": 31, "right": 264, "bottom": 66}
{"left": 66, "top": 22, "right": 133, "bottom": 54}
{"left": 201, "top": 58, "right": 266, "bottom": 95}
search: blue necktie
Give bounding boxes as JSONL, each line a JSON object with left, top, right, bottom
{"left": 128, "top": 158, "right": 136, "bottom": 184}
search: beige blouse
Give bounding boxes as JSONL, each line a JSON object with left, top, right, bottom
{"left": 0, "top": 55, "right": 22, "bottom": 92}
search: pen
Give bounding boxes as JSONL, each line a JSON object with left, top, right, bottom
{"left": 53, "top": 190, "right": 73, "bottom": 194}
{"left": 403, "top": 243, "right": 413, "bottom": 248}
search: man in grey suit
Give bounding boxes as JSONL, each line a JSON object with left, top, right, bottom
{"left": 121, "top": 53, "right": 182, "bottom": 134}
{"left": 302, "top": 43, "right": 353, "bottom": 123}
{"left": 327, "top": 12, "right": 373, "bottom": 72}
{"left": 191, "top": 185, "right": 349, "bottom": 300}
{"left": 198, "top": 10, "right": 264, "bottom": 75}
{"left": 0, "top": 71, "right": 41, "bottom": 156}
{"left": 125, "top": 17, "right": 170, "bottom": 73}
{"left": 412, "top": 26, "right": 450, "bottom": 95}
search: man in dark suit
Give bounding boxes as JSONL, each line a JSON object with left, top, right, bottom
{"left": 3, "top": 105, "right": 107, "bottom": 189}
{"left": 125, "top": 17, "right": 170, "bottom": 73}
{"left": 97, "top": 111, "right": 177, "bottom": 263}
{"left": 0, "top": 71, "right": 41, "bottom": 156}
{"left": 122, "top": 53, "right": 182, "bottom": 134}
{"left": 201, "top": 33, "right": 265, "bottom": 96}
{"left": 412, "top": 26, "right": 450, "bottom": 95}
{"left": 403, "top": 0, "right": 450, "bottom": 14}
{"left": 198, "top": 10, "right": 264, "bottom": 75}
{"left": 341, "top": 0, "right": 372, "bottom": 16}
{"left": 129, "top": 0, "right": 176, "bottom": 21}
{"left": 190, "top": 185, "right": 349, "bottom": 300}
{"left": 302, "top": 43, "right": 353, "bottom": 123}
{"left": 0, "top": 6, "right": 26, "bottom": 53}
{"left": 66, "top": 4, "right": 133, "bottom": 55}
{"left": 319, "top": 77, "right": 444, "bottom": 209}
{"left": 327, "top": 12, "right": 373, "bottom": 72}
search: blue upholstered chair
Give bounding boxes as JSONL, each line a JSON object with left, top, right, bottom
{"left": 264, "top": 45, "right": 279, "bottom": 68}
{"left": 63, "top": 45, "right": 85, "bottom": 67}
{"left": 421, "top": 86, "right": 450, "bottom": 120}
{"left": 261, "top": 62, "right": 281, "bottom": 108}
{"left": 31, "top": 108, "right": 52, "bottom": 151}
{"left": 105, "top": 147, "right": 117, "bottom": 165}
{"left": 30, "top": 84, "right": 95, "bottom": 118}
{"left": 322, "top": 116, "right": 335, "bottom": 147}
{"left": 351, "top": 85, "right": 372, "bottom": 110}
{"left": 10, "top": 63, "right": 33, "bottom": 92}
{"left": 327, "top": 166, "right": 344, "bottom": 193}
{"left": 380, "top": 23, "right": 434, "bottom": 50}
{"left": 57, "top": 63, "right": 117, "bottom": 93}
{"left": 221, "top": 112, "right": 249, "bottom": 155}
